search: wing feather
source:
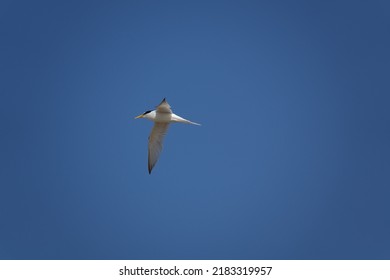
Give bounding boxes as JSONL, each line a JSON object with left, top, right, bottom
{"left": 148, "top": 122, "right": 170, "bottom": 173}
{"left": 156, "top": 98, "right": 172, "bottom": 113}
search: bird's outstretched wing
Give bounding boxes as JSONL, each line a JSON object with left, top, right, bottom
{"left": 156, "top": 98, "right": 172, "bottom": 114}
{"left": 148, "top": 122, "right": 170, "bottom": 174}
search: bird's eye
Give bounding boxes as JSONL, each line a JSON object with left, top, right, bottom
{"left": 144, "top": 110, "right": 152, "bottom": 115}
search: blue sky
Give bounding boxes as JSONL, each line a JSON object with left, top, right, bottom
{"left": 1, "top": 0, "right": 389, "bottom": 259}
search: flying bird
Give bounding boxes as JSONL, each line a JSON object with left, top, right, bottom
{"left": 135, "top": 98, "right": 200, "bottom": 174}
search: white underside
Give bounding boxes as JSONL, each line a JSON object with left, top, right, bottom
{"left": 145, "top": 111, "right": 200, "bottom": 125}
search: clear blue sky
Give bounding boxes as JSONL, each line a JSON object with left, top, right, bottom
{"left": 1, "top": 0, "right": 389, "bottom": 259}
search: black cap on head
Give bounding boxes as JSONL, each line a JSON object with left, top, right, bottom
{"left": 143, "top": 110, "right": 152, "bottom": 115}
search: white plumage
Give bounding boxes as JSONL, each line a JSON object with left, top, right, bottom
{"left": 135, "top": 98, "right": 200, "bottom": 174}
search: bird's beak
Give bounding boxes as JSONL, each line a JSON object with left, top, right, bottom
{"left": 135, "top": 114, "right": 143, "bottom": 119}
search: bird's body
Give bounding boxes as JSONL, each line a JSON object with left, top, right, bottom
{"left": 135, "top": 98, "right": 200, "bottom": 174}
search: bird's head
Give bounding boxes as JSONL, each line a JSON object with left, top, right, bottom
{"left": 135, "top": 110, "right": 155, "bottom": 120}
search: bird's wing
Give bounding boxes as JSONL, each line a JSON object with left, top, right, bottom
{"left": 148, "top": 122, "right": 170, "bottom": 174}
{"left": 156, "top": 98, "right": 172, "bottom": 114}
